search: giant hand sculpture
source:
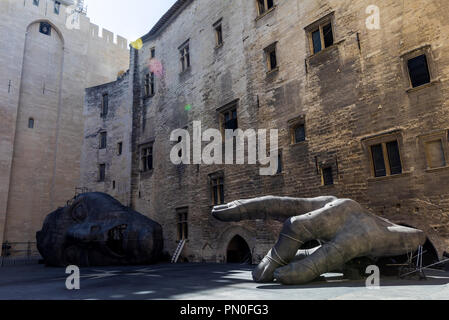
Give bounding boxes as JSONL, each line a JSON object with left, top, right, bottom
{"left": 212, "top": 196, "right": 426, "bottom": 285}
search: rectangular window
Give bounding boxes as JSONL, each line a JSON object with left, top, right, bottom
{"left": 33, "top": 0, "right": 39, "bottom": 6}
{"left": 211, "top": 176, "right": 225, "bottom": 205}
{"left": 214, "top": 22, "right": 223, "bottom": 47}
{"left": 370, "top": 140, "right": 403, "bottom": 177}
{"left": 101, "top": 94, "right": 108, "bottom": 117}
{"left": 264, "top": 43, "right": 278, "bottom": 72}
{"left": 293, "top": 124, "right": 306, "bottom": 144}
{"left": 257, "top": 0, "right": 274, "bottom": 16}
{"left": 407, "top": 54, "right": 431, "bottom": 88}
{"left": 371, "top": 144, "right": 387, "bottom": 177}
{"left": 144, "top": 73, "right": 155, "bottom": 97}
{"left": 28, "top": 118, "right": 35, "bottom": 129}
{"left": 151, "top": 47, "right": 156, "bottom": 58}
{"left": 141, "top": 146, "right": 153, "bottom": 172}
{"left": 99, "top": 132, "right": 107, "bottom": 149}
{"left": 221, "top": 107, "right": 238, "bottom": 132}
{"left": 425, "top": 140, "right": 446, "bottom": 169}
{"left": 277, "top": 152, "right": 283, "bottom": 174}
{"left": 117, "top": 142, "right": 123, "bottom": 156}
{"left": 179, "top": 41, "right": 190, "bottom": 72}
{"left": 308, "top": 21, "right": 334, "bottom": 54}
{"left": 54, "top": 1, "right": 60, "bottom": 14}
{"left": 386, "top": 141, "right": 403, "bottom": 175}
{"left": 177, "top": 208, "right": 188, "bottom": 241}
{"left": 39, "top": 22, "right": 51, "bottom": 36}
{"left": 99, "top": 164, "right": 106, "bottom": 182}
{"left": 322, "top": 167, "right": 334, "bottom": 186}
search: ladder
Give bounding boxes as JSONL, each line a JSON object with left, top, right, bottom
{"left": 171, "top": 240, "right": 186, "bottom": 263}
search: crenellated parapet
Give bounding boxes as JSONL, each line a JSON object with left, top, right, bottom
{"left": 89, "top": 23, "right": 128, "bottom": 50}
{"left": 16, "top": 0, "right": 128, "bottom": 51}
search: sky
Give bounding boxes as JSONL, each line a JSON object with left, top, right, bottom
{"left": 84, "top": 0, "right": 178, "bottom": 42}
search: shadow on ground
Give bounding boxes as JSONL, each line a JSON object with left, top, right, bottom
{"left": 0, "top": 263, "right": 448, "bottom": 300}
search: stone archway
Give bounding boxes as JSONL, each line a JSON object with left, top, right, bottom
{"left": 226, "top": 235, "right": 252, "bottom": 264}
{"left": 216, "top": 226, "right": 256, "bottom": 264}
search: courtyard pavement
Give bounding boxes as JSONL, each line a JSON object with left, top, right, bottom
{"left": 0, "top": 263, "right": 448, "bottom": 300}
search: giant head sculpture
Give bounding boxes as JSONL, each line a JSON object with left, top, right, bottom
{"left": 37, "top": 193, "right": 163, "bottom": 267}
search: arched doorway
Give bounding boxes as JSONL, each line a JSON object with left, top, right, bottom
{"left": 226, "top": 235, "right": 252, "bottom": 264}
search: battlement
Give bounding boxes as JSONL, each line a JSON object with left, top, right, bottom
{"left": 89, "top": 24, "right": 128, "bottom": 50}
{"left": 15, "top": 0, "right": 128, "bottom": 51}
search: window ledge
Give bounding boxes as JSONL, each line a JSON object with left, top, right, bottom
{"left": 406, "top": 78, "right": 440, "bottom": 93}
{"left": 140, "top": 170, "right": 154, "bottom": 179}
{"left": 266, "top": 67, "right": 279, "bottom": 77}
{"left": 291, "top": 140, "right": 308, "bottom": 147}
{"left": 319, "top": 183, "right": 338, "bottom": 189}
{"left": 367, "top": 171, "right": 412, "bottom": 182}
{"left": 425, "top": 166, "right": 449, "bottom": 173}
{"left": 143, "top": 94, "right": 155, "bottom": 100}
{"left": 306, "top": 39, "right": 345, "bottom": 60}
{"left": 255, "top": 6, "right": 276, "bottom": 21}
{"left": 179, "top": 67, "right": 191, "bottom": 76}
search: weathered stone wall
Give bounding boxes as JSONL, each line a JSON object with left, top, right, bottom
{"left": 82, "top": 0, "right": 449, "bottom": 263}
{"left": 0, "top": 0, "right": 129, "bottom": 255}
{"left": 81, "top": 72, "right": 133, "bottom": 206}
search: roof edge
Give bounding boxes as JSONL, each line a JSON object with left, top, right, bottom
{"left": 141, "top": 0, "right": 194, "bottom": 43}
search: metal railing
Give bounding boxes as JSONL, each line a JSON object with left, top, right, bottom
{"left": 1, "top": 241, "right": 41, "bottom": 267}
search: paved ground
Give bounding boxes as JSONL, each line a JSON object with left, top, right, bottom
{"left": 0, "top": 263, "right": 448, "bottom": 300}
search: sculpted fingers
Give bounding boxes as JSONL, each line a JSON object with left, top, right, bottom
{"left": 212, "top": 196, "right": 338, "bottom": 222}
{"left": 274, "top": 240, "right": 357, "bottom": 285}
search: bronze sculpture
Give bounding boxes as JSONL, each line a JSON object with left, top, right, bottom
{"left": 213, "top": 196, "right": 426, "bottom": 285}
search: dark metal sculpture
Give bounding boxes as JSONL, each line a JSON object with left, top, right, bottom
{"left": 212, "top": 196, "right": 427, "bottom": 285}
{"left": 37, "top": 193, "right": 163, "bottom": 267}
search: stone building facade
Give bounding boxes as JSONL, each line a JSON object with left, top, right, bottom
{"left": 0, "top": 0, "right": 129, "bottom": 256}
{"left": 81, "top": 0, "right": 449, "bottom": 264}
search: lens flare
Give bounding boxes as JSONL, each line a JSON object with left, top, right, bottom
{"left": 130, "top": 38, "right": 143, "bottom": 50}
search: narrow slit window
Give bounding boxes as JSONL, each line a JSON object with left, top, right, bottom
{"left": 141, "top": 146, "right": 153, "bottom": 172}
{"left": 277, "top": 153, "right": 283, "bottom": 174}
{"left": 100, "top": 132, "right": 107, "bottom": 149}
{"left": 54, "top": 1, "right": 61, "bottom": 14}
{"left": 211, "top": 175, "right": 225, "bottom": 205}
{"left": 180, "top": 42, "right": 190, "bottom": 72}
{"left": 117, "top": 142, "right": 123, "bottom": 156}
{"left": 177, "top": 209, "right": 188, "bottom": 241}
{"left": 386, "top": 141, "right": 402, "bottom": 175}
{"left": 214, "top": 23, "right": 223, "bottom": 47}
{"left": 371, "top": 144, "right": 387, "bottom": 177}
{"left": 322, "top": 23, "right": 334, "bottom": 48}
{"left": 28, "top": 118, "right": 35, "bottom": 129}
{"left": 312, "top": 30, "right": 322, "bottom": 54}
{"left": 99, "top": 164, "right": 106, "bottom": 182}
{"left": 101, "top": 94, "right": 108, "bottom": 117}
{"left": 322, "top": 167, "right": 334, "bottom": 186}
